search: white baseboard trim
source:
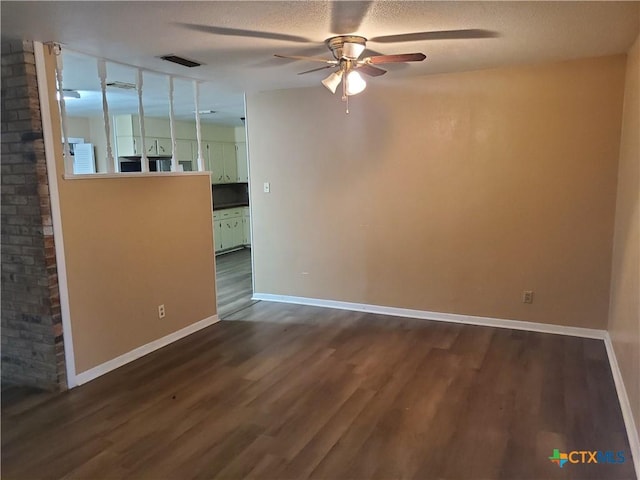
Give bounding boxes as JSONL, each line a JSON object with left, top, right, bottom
{"left": 604, "top": 333, "right": 640, "bottom": 478}
{"left": 75, "top": 315, "right": 220, "bottom": 386}
{"left": 252, "top": 293, "right": 607, "bottom": 339}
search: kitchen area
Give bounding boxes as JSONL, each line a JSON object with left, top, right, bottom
{"left": 58, "top": 48, "right": 255, "bottom": 319}
{"left": 114, "top": 113, "right": 254, "bottom": 318}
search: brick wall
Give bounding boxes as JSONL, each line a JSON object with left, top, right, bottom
{"left": 1, "top": 38, "right": 67, "bottom": 391}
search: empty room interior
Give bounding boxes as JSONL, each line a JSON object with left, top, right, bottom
{"left": 1, "top": 1, "right": 639, "bottom": 479}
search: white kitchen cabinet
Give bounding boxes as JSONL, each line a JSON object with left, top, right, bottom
{"left": 213, "top": 217, "right": 222, "bottom": 253}
{"left": 221, "top": 217, "right": 243, "bottom": 250}
{"left": 213, "top": 208, "right": 244, "bottom": 253}
{"left": 222, "top": 143, "right": 237, "bottom": 183}
{"left": 242, "top": 207, "right": 251, "bottom": 246}
{"left": 117, "top": 136, "right": 174, "bottom": 157}
{"left": 115, "top": 136, "right": 141, "bottom": 156}
{"left": 207, "top": 143, "right": 225, "bottom": 184}
{"left": 143, "top": 137, "right": 172, "bottom": 157}
{"left": 155, "top": 138, "right": 172, "bottom": 156}
{"left": 206, "top": 142, "right": 238, "bottom": 184}
{"left": 236, "top": 142, "right": 248, "bottom": 182}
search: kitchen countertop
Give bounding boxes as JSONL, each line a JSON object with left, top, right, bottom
{"left": 213, "top": 202, "right": 249, "bottom": 211}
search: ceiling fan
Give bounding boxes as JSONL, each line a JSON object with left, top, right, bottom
{"left": 274, "top": 35, "right": 426, "bottom": 101}
{"left": 177, "top": 1, "right": 498, "bottom": 112}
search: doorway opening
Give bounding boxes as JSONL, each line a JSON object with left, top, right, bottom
{"left": 212, "top": 137, "right": 257, "bottom": 318}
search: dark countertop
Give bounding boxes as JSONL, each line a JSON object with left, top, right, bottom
{"left": 213, "top": 202, "right": 249, "bottom": 211}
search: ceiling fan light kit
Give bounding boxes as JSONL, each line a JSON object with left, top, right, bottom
{"left": 321, "top": 70, "right": 343, "bottom": 94}
{"left": 345, "top": 70, "right": 366, "bottom": 96}
{"left": 275, "top": 33, "right": 429, "bottom": 113}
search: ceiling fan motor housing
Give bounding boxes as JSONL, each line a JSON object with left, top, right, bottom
{"left": 326, "top": 35, "right": 367, "bottom": 60}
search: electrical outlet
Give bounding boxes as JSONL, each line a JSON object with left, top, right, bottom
{"left": 158, "top": 304, "right": 166, "bottom": 318}
{"left": 522, "top": 291, "right": 534, "bottom": 304}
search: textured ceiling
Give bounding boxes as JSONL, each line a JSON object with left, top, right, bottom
{"left": 2, "top": 1, "right": 639, "bottom": 125}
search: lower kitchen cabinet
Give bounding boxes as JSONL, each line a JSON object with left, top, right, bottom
{"left": 213, "top": 207, "right": 245, "bottom": 253}
{"left": 242, "top": 207, "right": 251, "bottom": 246}
{"left": 213, "top": 219, "right": 223, "bottom": 253}
{"left": 221, "top": 217, "right": 243, "bottom": 250}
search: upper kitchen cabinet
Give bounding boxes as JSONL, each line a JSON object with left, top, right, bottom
{"left": 222, "top": 143, "right": 237, "bottom": 183}
{"left": 114, "top": 115, "right": 172, "bottom": 157}
{"left": 236, "top": 142, "right": 248, "bottom": 183}
{"left": 114, "top": 136, "right": 172, "bottom": 157}
{"left": 207, "top": 142, "right": 237, "bottom": 184}
{"left": 206, "top": 142, "right": 224, "bottom": 184}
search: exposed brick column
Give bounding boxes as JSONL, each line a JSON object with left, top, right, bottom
{"left": 1, "top": 38, "right": 67, "bottom": 391}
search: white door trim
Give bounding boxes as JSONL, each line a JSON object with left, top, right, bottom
{"left": 34, "top": 41, "right": 77, "bottom": 388}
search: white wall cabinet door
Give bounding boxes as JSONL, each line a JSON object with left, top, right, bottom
{"left": 156, "top": 138, "right": 172, "bottom": 156}
{"left": 222, "top": 143, "right": 237, "bottom": 183}
{"left": 220, "top": 217, "right": 243, "bottom": 250}
{"left": 208, "top": 142, "right": 225, "bottom": 184}
{"left": 213, "top": 219, "right": 224, "bottom": 252}
{"left": 236, "top": 142, "right": 248, "bottom": 182}
{"left": 115, "top": 136, "right": 138, "bottom": 156}
{"left": 144, "top": 138, "right": 157, "bottom": 156}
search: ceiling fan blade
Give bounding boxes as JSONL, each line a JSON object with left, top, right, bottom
{"left": 330, "top": 1, "right": 373, "bottom": 34}
{"left": 370, "top": 29, "right": 499, "bottom": 44}
{"left": 274, "top": 54, "right": 338, "bottom": 64}
{"left": 356, "top": 64, "right": 387, "bottom": 77}
{"left": 367, "top": 53, "right": 426, "bottom": 64}
{"left": 298, "top": 65, "right": 337, "bottom": 75}
{"left": 362, "top": 48, "right": 384, "bottom": 58}
{"left": 258, "top": 45, "right": 328, "bottom": 66}
{"left": 176, "top": 23, "right": 312, "bottom": 43}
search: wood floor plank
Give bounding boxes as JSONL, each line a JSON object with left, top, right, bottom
{"left": 2, "top": 293, "right": 636, "bottom": 479}
{"left": 215, "top": 248, "right": 255, "bottom": 319}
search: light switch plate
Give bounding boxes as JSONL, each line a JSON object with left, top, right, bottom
{"left": 263, "top": 182, "right": 270, "bottom": 193}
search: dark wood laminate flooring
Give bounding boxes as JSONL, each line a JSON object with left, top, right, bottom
{"left": 215, "top": 248, "right": 256, "bottom": 319}
{"left": 1, "top": 301, "right": 636, "bottom": 479}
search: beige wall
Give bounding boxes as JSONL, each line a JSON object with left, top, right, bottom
{"left": 609, "top": 33, "right": 640, "bottom": 441}
{"left": 247, "top": 54, "right": 626, "bottom": 329}
{"left": 59, "top": 175, "right": 216, "bottom": 373}
{"left": 43, "top": 49, "right": 217, "bottom": 374}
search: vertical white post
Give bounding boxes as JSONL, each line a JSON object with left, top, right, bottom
{"left": 54, "top": 48, "right": 72, "bottom": 175}
{"left": 168, "top": 76, "right": 178, "bottom": 172}
{"left": 136, "top": 68, "right": 149, "bottom": 173}
{"left": 97, "top": 59, "right": 115, "bottom": 173}
{"left": 193, "top": 80, "right": 204, "bottom": 172}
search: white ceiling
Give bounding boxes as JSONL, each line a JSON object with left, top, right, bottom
{"left": 2, "top": 1, "right": 639, "bottom": 125}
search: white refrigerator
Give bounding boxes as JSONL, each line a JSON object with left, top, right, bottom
{"left": 72, "top": 143, "right": 96, "bottom": 174}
